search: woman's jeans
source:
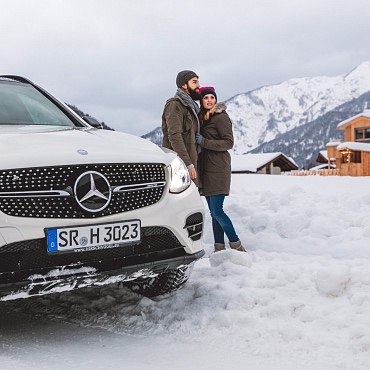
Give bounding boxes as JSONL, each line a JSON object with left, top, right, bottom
{"left": 205, "top": 194, "right": 239, "bottom": 244}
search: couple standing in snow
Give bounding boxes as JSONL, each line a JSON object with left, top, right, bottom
{"left": 161, "top": 70, "right": 246, "bottom": 253}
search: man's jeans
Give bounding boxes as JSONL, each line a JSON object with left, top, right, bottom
{"left": 205, "top": 194, "right": 239, "bottom": 244}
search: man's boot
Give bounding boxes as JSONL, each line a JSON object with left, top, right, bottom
{"left": 229, "top": 240, "right": 246, "bottom": 252}
{"left": 214, "top": 243, "right": 226, "bottom": 252}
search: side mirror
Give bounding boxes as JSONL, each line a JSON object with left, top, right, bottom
{"left": 82, "top": 116, "right": 102, "bottom": 129}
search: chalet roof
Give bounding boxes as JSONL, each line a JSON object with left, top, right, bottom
{"left": 316, "top": 150, "right": 328, "bottom": 163}
{"left": 231, "top": 153, "right": 298, "bottom": 173}
{"left": 337, "top": 142, "right": 370, "bottom": 152}
{"left": 337, "top": 109, "right": 370, "bottom": 129}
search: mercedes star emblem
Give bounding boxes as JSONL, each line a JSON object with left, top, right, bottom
{"left": 74, "top": 171, "right": 112, "bottom": 212}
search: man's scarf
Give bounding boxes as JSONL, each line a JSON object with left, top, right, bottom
{"left": 175, "top": 88, "right": 200, "bottom": 134}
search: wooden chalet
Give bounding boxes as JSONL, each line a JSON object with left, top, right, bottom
{"left": 231, "top": 153, "right": 298, "bottom": 174}
{"left": 326, "top": 109, "right": 370, "bottom": 176}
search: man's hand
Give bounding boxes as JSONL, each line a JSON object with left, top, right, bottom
{"left": 188, "top": 167, "right": 197, "bottom": 179}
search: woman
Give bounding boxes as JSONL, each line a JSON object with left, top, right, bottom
{"left": 196, "top": 86, "right": 246, "bottom": 253}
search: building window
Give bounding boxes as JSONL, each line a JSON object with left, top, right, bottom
{"left": 355, "top": 128, "right": 370, "bottom": 142}
{"left": 341, "top": 149, "right": 361, "bottom": 163}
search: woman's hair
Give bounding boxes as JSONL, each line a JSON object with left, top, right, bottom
{"left": 199, "top": 104, "right": 215, "bottom": 123}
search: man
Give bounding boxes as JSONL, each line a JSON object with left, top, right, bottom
{"left": 162, "top": 70, "right": 201, "bottom": 187}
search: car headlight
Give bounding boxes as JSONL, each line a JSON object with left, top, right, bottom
{"left": 169, "top": 156, "right": 191, "bottom": 193}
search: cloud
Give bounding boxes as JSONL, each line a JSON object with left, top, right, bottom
{"left": 2, "top": 0, "right": 370, "bottom": 135}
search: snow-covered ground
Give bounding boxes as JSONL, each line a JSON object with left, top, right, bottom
{"left": 1, "top": 174, "right": 370, "bottom": 369}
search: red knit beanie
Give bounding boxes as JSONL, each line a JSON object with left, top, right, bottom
{"left": 199, "top": 86, "right": 217, "bottom": 101}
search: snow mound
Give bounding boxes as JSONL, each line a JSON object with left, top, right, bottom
{"left": 209, "top": 249, "right": 252, "bottom": 268}
{"left": 315, "top": 265, "right": 351, "bottom": 297}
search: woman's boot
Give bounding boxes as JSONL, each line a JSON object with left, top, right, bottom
{"left": 214, "top": 243, "right": 226, "bottom": 252}
{"left": 229, "top": 240, "right": 246, "bottom": 252}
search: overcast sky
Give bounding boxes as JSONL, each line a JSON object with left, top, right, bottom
{"left": 2, "top": 0, "right": 370, "bottom": 136}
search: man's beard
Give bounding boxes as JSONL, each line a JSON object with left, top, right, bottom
{"left": 188, "top": 86, "right": 201, "bottom": 101}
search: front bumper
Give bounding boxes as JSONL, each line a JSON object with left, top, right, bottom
{"left": 0, "top": 242, "right": 205, "bottom": 301}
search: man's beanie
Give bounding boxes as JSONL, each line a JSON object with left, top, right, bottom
{"left": 200, "top": 86, "right": 217, "bottom": 101}
{"left": 176, "top": 70, "right": 198, "bottom": 88}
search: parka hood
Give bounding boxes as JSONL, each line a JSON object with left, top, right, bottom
{"left": 214, "top": 102, "right": 227, "bottom": 114}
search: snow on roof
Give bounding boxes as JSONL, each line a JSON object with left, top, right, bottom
{"left": 337, "top": 141, "right": 370, "bottom": 152}
{"left": 337, "top": 109, "right": 370, "bottom": 128}
{"left": 326, "top": 141, "right": 341, "bottom": 147}
{"left": 231, "top": 152, "right": 297, "bottom": 172}
{"left": 309, "top": 163, "right": 336, "bottom": 171}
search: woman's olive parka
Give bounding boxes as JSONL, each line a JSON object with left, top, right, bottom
{"left": 198, "top": 103, "right": 233, "bottom": 196}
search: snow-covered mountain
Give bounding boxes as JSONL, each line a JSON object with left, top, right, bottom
{"left": 143, "top": 62, "right": 370, "bottom": 168}
{"left": 227, "top": 61, "right": 370, "bottom": 154}
{"left": 251, "top": 90, "right": 370, "bottom": 168}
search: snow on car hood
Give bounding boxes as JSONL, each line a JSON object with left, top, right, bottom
{"left": 0, "top": 125, "right": 174, "bottom": 169}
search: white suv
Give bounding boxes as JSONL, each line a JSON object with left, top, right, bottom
{"left": 0, "top": 76, "right": 204, "bottom": 300}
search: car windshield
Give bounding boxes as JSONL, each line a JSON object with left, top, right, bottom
{"left": 0, "top": 80, "right": 75, "bottom": 127}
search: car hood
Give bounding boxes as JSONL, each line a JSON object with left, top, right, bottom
{"left": 0, "top": 125, "right": 174, "bottom": 169}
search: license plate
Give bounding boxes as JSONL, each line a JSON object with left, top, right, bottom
{"left": 46, "top": 220, "right": 141, "bottom": 253}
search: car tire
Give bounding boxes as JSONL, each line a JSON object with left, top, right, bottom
{"left": 126, "top": 263, "right": 194, "bottom": 297}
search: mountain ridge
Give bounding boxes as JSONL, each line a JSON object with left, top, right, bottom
{"left": 250, "top": 90, "right": 370, "bottom": 168}
{"left": 226, "top": 61, "right": 370, "bottom": 154}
